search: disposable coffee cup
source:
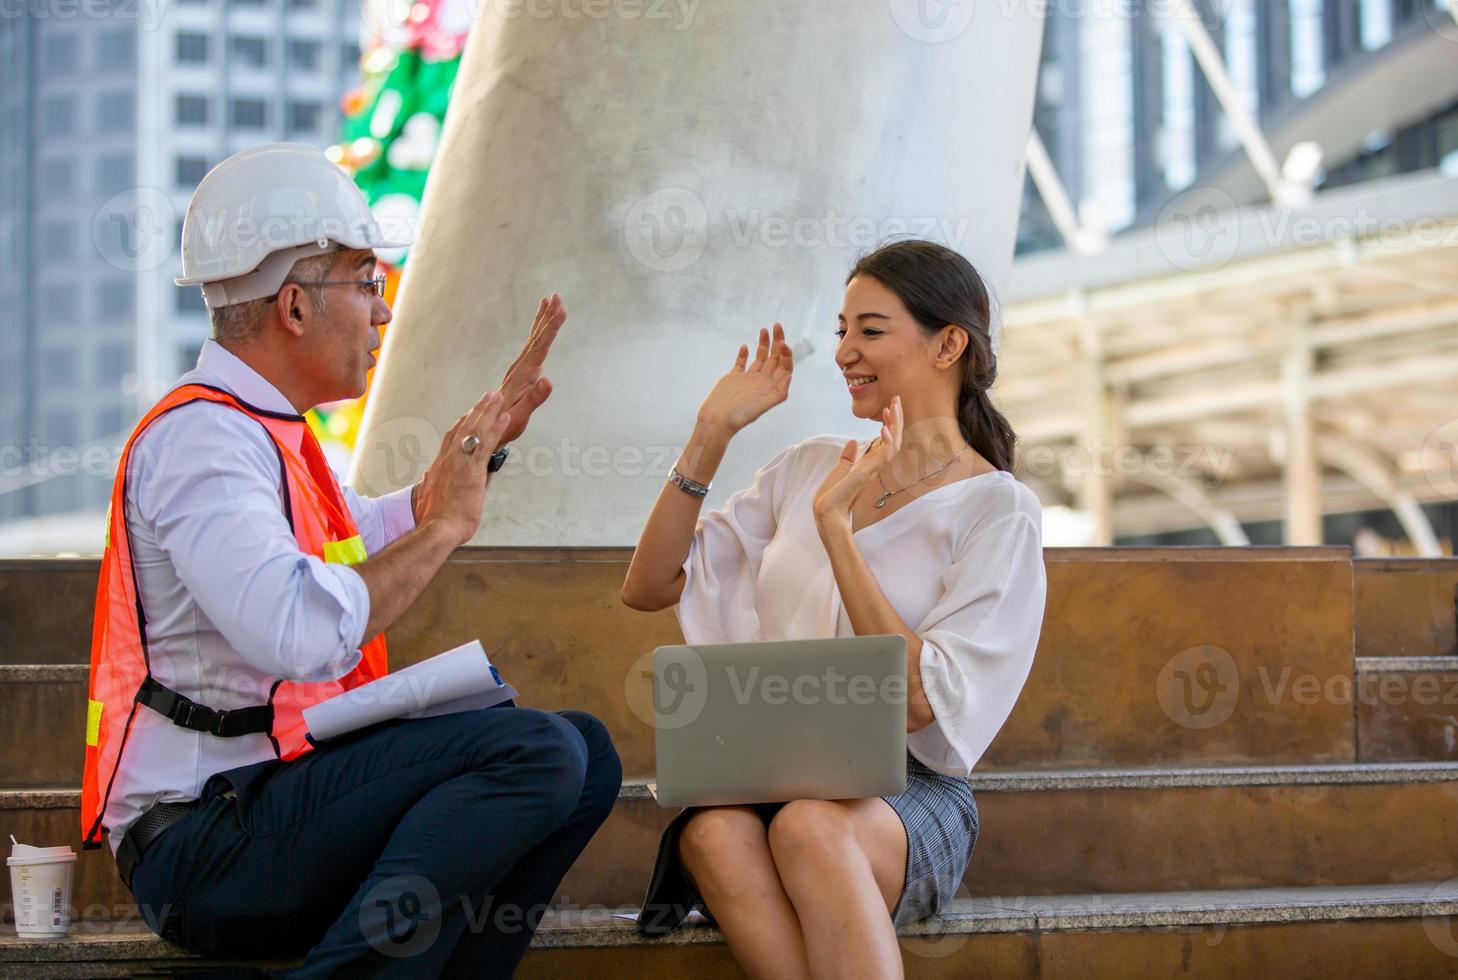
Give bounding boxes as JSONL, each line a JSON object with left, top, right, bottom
{"left": 7, "top": 835, "right": 77, "bottom": 937}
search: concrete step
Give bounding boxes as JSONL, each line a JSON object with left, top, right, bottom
{"left": 17, "top": 656, "right": 1453, "bottom": 795}
{"left": 10, "top": 763, "right": 1458, "bottom": 917}
{"left": 1354, "top": 558, "right": 1458, "bottom": 659}
{"left": 5, "top": 883, "right": 1458, "bottom": 978}
{"left": 9, "top": 550, "right": 1458, "bottom": 774}
{"left": 1355, "top": 655, "right": 1458, "bottom": 762}
{"left": 985, "top": 546, "right": 1360, "bottom": 771}
{"left": 0, "top": 560, "right": 99, "bottom": 667}
{"left": 0, "top": 666, "right": 86, "bottom": 787}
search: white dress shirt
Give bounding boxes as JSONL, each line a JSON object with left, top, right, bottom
{"left": 104, "top": 340, "right": 416, "bottom": 854}
{"left": 676, "top": 436, "right": 1046, "bottom": 778}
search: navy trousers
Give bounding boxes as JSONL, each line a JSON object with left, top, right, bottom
{"left": 127, "top": 705, "right": 622, "bottom": 978}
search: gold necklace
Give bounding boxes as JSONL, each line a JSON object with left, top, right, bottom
{"left": 872, "top": 441, "right": 971, "bottom": 509}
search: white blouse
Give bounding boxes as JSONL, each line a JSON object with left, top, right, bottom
{"left": 677, "top": 435, "right": 1046, "bottom": 778}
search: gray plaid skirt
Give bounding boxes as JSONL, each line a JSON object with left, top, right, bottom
{"left": 637, "top": 753, "right": 978, "bottom": 935}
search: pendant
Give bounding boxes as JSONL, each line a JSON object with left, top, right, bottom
{"left": 874, "top": 492, "right": 892, "bottom": 509}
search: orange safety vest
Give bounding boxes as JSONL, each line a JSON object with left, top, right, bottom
{"left": 81, "top": 384, "right": 389, "bottom": 848}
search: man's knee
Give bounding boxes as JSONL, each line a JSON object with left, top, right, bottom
{"left": 492, "top": 709, "right": 591, "bottom": 815}
{"left": 555, "top": 709, "right": 613, "bottom": 759}
{"left": 556, "top": 710, "right": 622, "bottom": 815}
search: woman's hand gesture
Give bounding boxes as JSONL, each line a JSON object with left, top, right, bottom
{"left": 696, "top": 324, "right": 794, "bottom": 435}
{"left": 813, "top": 396, "right": 904, "bottom": 527}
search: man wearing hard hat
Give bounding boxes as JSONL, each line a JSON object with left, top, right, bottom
{"left": 80, "top": 144, "right": 622, "bottom": 977}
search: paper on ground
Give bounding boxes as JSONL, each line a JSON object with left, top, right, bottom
{"left": 303, "top": 640, "right": 518, "bottom": 742}
{"left": 609, "top": 911, "right": 710, "bottom": 925}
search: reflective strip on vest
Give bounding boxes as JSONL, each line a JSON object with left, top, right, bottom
{"left": 323, "top": 535, "right": 367, "bottom": 566}
{"left": 86, "top": 699, "right": 103, "bottom": 747}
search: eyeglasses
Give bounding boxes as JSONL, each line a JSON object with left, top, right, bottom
{"left": 284, "top": 274, "right": 387, "bottom": 298}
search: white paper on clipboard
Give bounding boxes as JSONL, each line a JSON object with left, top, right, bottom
{"left": 302, "top": 640, "right": 518, "bottom": 743}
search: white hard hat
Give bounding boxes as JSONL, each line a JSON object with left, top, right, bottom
{"left": 175, "top": 143, "right": 412, "bottom": 308}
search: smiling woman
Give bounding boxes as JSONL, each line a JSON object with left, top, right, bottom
{"left": 841, "top": 240, "right": 1016, "bottom": 476}
{"left": 622, "top": 240, "right": 1047, "bottom": 980}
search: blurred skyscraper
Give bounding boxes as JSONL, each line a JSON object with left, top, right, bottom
{"left": 0, "top": 0, "right": 362, "bottom": 525}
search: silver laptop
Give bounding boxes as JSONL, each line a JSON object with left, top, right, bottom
{"left": 652, "top": 636, "right": 908, "bottom": 808}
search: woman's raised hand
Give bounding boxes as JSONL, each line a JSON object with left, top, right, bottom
{"left": 813, "top": 396, "right": 904, "bottom": 526}
{"left": 696, "top": 324, "right": 794, "bottom": 435}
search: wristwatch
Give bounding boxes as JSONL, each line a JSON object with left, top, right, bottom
{"left": 487, "top": 446, "right": 510, "bottom": 473}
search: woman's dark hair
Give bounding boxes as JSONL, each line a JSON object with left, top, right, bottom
{"left": 847, "top": 240, "right": 1017, "bottom": 472}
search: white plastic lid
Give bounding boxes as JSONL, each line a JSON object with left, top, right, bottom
{"left": 7, "top": 836, "right": 76, "bottom": 864}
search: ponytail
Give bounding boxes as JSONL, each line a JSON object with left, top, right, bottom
{"left": 959, "top": 388, "right": 1016, "bottom": 472}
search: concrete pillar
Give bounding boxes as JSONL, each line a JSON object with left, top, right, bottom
{"left": 350, "top": 0, "right": 1046, "bottom": 545}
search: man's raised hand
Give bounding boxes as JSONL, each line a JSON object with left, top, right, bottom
{"left": 414, "top": 391, "right": 511, "bottom": 546}
{"left": 496, "top": 293, "right": 567, "bottom": 445}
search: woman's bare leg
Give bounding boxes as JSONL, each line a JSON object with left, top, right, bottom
{"left": 766, "top": 798, "right": 908, "bottom": 980}
{"left": 678, "top": 805, "right": 812, "bottom": 980}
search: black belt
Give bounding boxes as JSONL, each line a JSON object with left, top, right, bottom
{"left": 118, "top": 680, "right": 268, "bottom": 890}
{"left": 116, "top": 800, "right": 202, "bottom": 891}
